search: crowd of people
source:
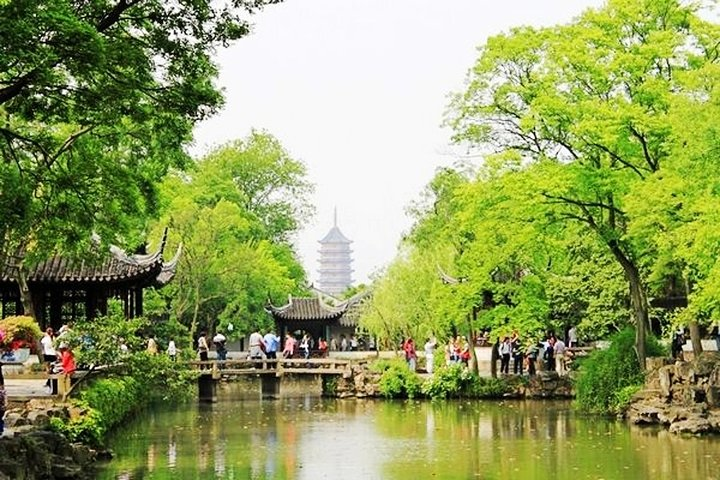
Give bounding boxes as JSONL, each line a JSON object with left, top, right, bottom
{"left": 494, "top": 329, "right": 576, "bottom": 376}
{"left": 400, "top": 327, "right": 579, "bottom": 377}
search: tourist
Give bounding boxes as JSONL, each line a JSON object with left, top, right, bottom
{"left": 263, "top": 331, "right": 280, "bottom": 360}
{"left": 554, "top": 336, "right": 567, "bottom": 375}
{"left": 197, "top": 331, "right": 209, "bottom": 363}
{"left": 57, "top": 342, "right": 76, "bottom": 396}
{"left": 0, "top": 373, "right": 5, "bottom": 436}
{"left": 147, "top": 336, "right": 158, "bottom": 355}
{"left": 40, "top": 327, "right": 56, "bottom": 390}
{"left": 299, "top": 334, "right": 310, "bottom": 359}
{"left": 568, "top": 325, "right": 578, "bottom": 348}
{"left": 499, "top": 336, "right": 511, "bottom": 375}
{"left": 445, "top": 338, "right": 458, "bottom": 364}
{"left": 167, "top": 339, "right": 177, "bottom": 362}
{"left": 525, "top": 342, "right": 540, "bottom": 376}
{"left": 318, "top": 337, "right": 328, "bottom": 357}
{"left": 330, "top": 336, "right": 338, "bottom": 351}
{"left": 350, "top": 335, "right": 359, "bottom": 351}
{"left": 511, "top": 334, "right": 523, "bottom": 375}
{"left": 404, "top": 337, "right": 417, "bottom": 372}
{"left": 424, "top": 337, "right": 437, "bottom": 374}
{"left": 340, "top": 335, "right": 348, "bottom": 352}
{"left": 460, "top": 336, "right": 471, "bottom": 368}
{"left": 248, "top": 330, "right": 265, "bottom": 360}
{"left": 282, "top": 333, "right": 296, "bottom": 358}
{"left": 671, "top": 328, "right": 685, "bottom": 360}
{"left": 713, "top": 322, "right": 720, "bottom": 352}
{"left": 213, "top": 331, "right": 227, "bottom": 361}
{"left": 544, "top": 336, "right": 556, "bottom": 371}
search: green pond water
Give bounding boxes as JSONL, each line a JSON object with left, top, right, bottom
{"left": 96, "top": 389, "right": 720, "bottom": 480}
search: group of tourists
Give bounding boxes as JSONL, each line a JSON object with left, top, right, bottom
{"left": 495, "top": 328, "right": 576, "bottom": 377}
{"left": 195, "top": 330, "right": 331, "bottom": 362}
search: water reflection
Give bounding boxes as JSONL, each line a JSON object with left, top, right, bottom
{"left": 98, "top": 392, "right": 720, "bottom": 480}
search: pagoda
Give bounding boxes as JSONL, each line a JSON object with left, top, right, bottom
{"left": 316, "top": 210, "right": 353, "bottom": 296}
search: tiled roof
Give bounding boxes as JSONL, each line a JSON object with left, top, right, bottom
{"left": 0, "top": 229, "right": 180, "bottom": 286}
{"left": 267, "top": 296, "right": 347, "bottom": 321}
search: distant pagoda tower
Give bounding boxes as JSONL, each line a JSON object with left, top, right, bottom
{"left": 317, "top": 209, "right": 354, "bottom": 296}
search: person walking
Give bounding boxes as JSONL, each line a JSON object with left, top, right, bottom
{"left": 499, "top": 337, "right": 512, "bottom": 375}
{"left": 197, "top": 332, "right": 209, "bottom": 363}
{"left": 213, "top": 331, "right": 227, "bottom": 361}
{"left": 424, "top": 337, "right": 437, "bottom": 374}
{"left": 554, "top": 337, "right": 567, "bottom": 375}
{"left": 58, "top": 342, "right": 76, "bottom": 398}
{"left": 263, "top": 331, "right": 280, "bottom": 360}
{"left": 403, "top": 337, "right": 417, "bottom": 372}
{"left": 526, "top": 342, "right": 540, "bottom": 376}
{"left": 40, "top": 327, "right": 57, "bottom": 390}
{"left": 248, "top": 330, "right": 265, "bottom": 360}
{"left": 299, "top": 334, "right": 310, "bottom": 359}
{"left": 282, "top": 333, "right": 296, "bottom": 358}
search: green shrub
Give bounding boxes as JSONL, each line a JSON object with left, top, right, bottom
{"left": 377, "top": 360, "right": 422, "bottom": 399}
{"left": 52, "top": 377, "right": 141, "bottom": 445}
{"left": 471, "top": 376, "right": 512, "bottom": 398}
{"left": 422, "top": 364, "right": 512, "bottom": 399}
{"left": 612, "top": 384, "right": 643, "bottom": 413}
{"left": 575, "top": 327, "right": 664, "bottom": 414}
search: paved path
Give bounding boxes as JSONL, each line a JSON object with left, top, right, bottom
{"left": 4, "top": 378, "right": 52, "bottom": 400}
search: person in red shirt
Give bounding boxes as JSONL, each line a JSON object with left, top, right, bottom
{"left": 58, "top": 342, "right": 76, "bottom": 397}
{"left": 403, "top": 338, "right": 417, "bottom": 372}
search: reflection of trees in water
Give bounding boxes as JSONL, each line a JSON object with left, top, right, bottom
{"left": 99, "top": 397, "right": 720, "bottom": 480}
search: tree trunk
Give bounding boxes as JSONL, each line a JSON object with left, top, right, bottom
{"left": 466, "top": 313, "right": 480, "bottom": 376}
{"left": 16, "top": 264, "right": 36, "bottom": 320}
{"left": 689, "top": 321, "right": 703, "bottom": 356}
{"left": 683, "top": 276, "right": 703, "bottom": 356}
{"left": 608, "top": 241, "right": 648, "bottom": 370}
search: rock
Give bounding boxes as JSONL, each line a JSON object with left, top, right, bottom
{"left": 26, "top": 410, "right": 50, "bottom": 428}
{"left": 706, "top": 386, "right": 720, "bottom": 408}
{"left": 3, "top": 412, "right": 27, "bottom": 428}
{"left": 669, "top": 417, "right": 712, "bottom": 434}
{"left": 658, "top": 367, "right": 672, "bottom": 399}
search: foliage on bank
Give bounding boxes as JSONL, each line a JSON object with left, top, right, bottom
{"left": 371, "top": 360, "right": 512, "bottom": 400}
{"left": 574, "top": 328, "right": 665, "bottom": 414}
{"left": 50, "top": 304, "right": 196, "bottom": 445}
{"left": 50, "top": 354, "right": 195, "bottom": 446}
{"left": 372, "top": 359, "right": 423, "bottom": 399}
{"left": 421, "top": 364, "right": 510, "bottom": 399}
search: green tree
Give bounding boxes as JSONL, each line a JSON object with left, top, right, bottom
{"left": 0, "top": 0, "right": 280, "bottom": 317}
{"left": 151, "top": 132, "right": 312, "bottom": 337}
{"left": 447, "top": 0, "right": 720, "bottom": 367}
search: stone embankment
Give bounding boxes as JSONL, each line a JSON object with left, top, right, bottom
{"left": 332, "top": 363, "right": 574, "bottom": 398}
{"left": 0, "top": 399, "right": 98, "bottom": 479}
{"left": 627, "top": 353, "right": 720, "bottom": 435}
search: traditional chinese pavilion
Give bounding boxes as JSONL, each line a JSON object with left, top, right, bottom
{"left": 0, "top": 229, "right": 180, "bottom": 330}
{"left": 266, "top": 290, "right": 370, "bottom": 345}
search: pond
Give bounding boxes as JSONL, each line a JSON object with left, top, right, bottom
{"left": 97, "top": 387, "right": 720, "bottom": 480}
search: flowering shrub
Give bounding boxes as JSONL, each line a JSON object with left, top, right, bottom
{"left": 0, "top": 316, "right": 42, "bottom": 353}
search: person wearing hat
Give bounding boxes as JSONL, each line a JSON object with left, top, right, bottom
{"left": 58, "top": 342, "right": 76, "bottom": 397}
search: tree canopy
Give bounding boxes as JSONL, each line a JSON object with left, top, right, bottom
{"left": 149, "top": 131, "right": 313, "bottom": 337}
{"left": 0, "top": 0, "right": 281, "bottom": 316}
{"left": 360, "top": 0, "right": 720, "bottom": 367}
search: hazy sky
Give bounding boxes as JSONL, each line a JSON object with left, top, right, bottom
{"left": 193, "top": 0, "right": 604, "bottom": 285}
